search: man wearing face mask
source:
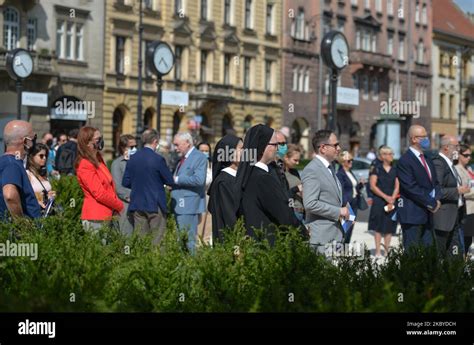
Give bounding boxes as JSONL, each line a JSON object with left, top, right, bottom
{"left": 122, "top": 129, "right": 175, "bottom": 245}
{"left": 0, "top": 120, "right": 41, "bottom": 220}
{"left": 56, "top": 129, "right": 78, "bottom": 176}
{"left": 431, "top": 135, "right": 470, "bottom": 257}
{"left": 397, "top": 125, "right": 442, "bottom": 251}
{"left": 111, "top": 134, "right": 137, "bottom": 236}
{"left": 268, "top": 130, "right": 290, "bottom": 196}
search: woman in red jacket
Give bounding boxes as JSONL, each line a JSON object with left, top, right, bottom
{"left": 76, "top": 126, "right": 123, "bottom": 232}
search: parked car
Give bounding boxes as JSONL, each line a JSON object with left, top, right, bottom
{"left": 351, "top": 157, "right": 372, "bottom": 181}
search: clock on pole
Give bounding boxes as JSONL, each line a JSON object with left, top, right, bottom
{"left": 320, "top": 31, "right": 350, "bottom": 132}
{"left": 147, "top": 41, "right": 175, "bottom": 133}
{"left": 6, "top": 48, "right": 34, "bottom": 120}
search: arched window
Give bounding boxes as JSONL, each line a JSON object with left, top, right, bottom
{"left": 3, "top": 7, "right": 19, "bottom": 50}
{"left": 222, "top": 114, "right": 234, "bottom": 136}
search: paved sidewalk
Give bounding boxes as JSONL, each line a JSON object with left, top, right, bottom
{"left": 351, "top": 221, "right": 401, "bottom": 257}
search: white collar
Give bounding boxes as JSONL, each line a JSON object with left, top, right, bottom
{"left": 222, "top": 167, "right": 237, "bottom": 177}
{"left": 316, "top": 154, "right": 331, "bottom": 168}
{"left": 439, "top": 152, "right": 454, "bottom": 168}
{"left": 409, "top": 146, "right": 423, "bottom": 157}
{"left": 185, "top": 146, "right": 194, "bottom": 159}
{"left": 255, "top": 161, "right": 269, "bottom": 172}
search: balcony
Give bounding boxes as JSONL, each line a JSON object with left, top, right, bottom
{"left": 350, "top": 50, "right": 392, "bottom": 69}
{"left": 414, "top": 62, "right": 430, "bottom": 76}
{"left": 194, "top": 82, "right": 234, "bottom": 100}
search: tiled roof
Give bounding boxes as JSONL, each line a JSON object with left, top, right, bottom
{"left": 433, "top": 0, "right": 474, "bottom": 41}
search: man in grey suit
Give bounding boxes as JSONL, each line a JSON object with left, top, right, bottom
{"left": 432, "top": 135, "right": 470, "bottom": 257}
{"left": 171, "top": 132, "right": 207, "bottom": 253}
{"left": 301, "top": 130, "right": 350, "bottom": 253}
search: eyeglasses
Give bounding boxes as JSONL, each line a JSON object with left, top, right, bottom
{"left": 267, "top": 142, "right": 279, "bottom": 147}
{"left": 460, "top": 153, "right": 471, "bottom": 158}
{"left": 38, "top": 154, "right": 46, "bottom": 159}
{"left": 277, "top": 142, "right": 287, "bottom": 146}
{"left": 128, "top": 145, "right": 137, "bottom": 149}
{"left": 322, "top": 142, "right": 340, "bottom": 149}
{"left": 345, "top": 159, "right": 353, "bottom": 163}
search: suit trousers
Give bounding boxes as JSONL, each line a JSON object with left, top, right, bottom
{"left": 401, "top": 223, "right": 434, "bottom": 251}
{"left": 434, "top": 207, "right": 463, "bottom": 257}
{"left": 175, "top": 213, "right": 199, "bottom": 253}
{"left": 133, "top": 209, "right": 166, "bottom": 246}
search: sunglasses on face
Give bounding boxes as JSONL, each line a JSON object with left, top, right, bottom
{"left": 128, "top": 145, "right": 137, "bottom": 149}
{"left": 267, "top": 142, "right": 279, "bottom": 147}
{"left": 345, "top": 159, "right": 353, "bottom": 163}
{"left": 460, "top": 153, "right": 471, "bottom": 158}
{"left": 38, "top": 154, "right": 47, "bottom": 159}
{"left": 322, "top": 142, "right": 340, "bottom": 149}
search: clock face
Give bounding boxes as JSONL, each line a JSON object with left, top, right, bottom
{"left": 12, "top": 50, "right": 33, "bottom": 79}
{"left": 330, "top": 34, "right": 349, "bottom": 69}
{"left": 153, "top": 43, "right": 174, "bottom": 75}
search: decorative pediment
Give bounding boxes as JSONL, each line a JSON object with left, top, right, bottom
{"left": 223, "top": 25, "right": 240, "bottom": 46}
{"left": 264, "top": 47, "right": 279, "bottom": 61}
{"left": 242, "top": 42, "right": 258, "bottom": 57}
{"left": 173, "top": 17, "right": 193, "bottom": 36}
{"left": 143, "top": 24, "right": 165, "bottom": 41}
{"left": 200, "top": 21, "right": 217, "bottom": 41}
{"left": 354, "top": 14, "right": 381, "bottom": 30}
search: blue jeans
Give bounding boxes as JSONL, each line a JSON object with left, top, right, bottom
{"left": 175, "top": 214, "right": 199, "bottom": 253}
{"left": 401, "top": 223, "right": 434, "bottom": 250}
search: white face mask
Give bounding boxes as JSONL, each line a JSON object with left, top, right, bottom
{"left": 129, "top": 147, "right": 137, "bottom": 156}
{"left": 155, "top": 144, "right": 160, "bottom": 153}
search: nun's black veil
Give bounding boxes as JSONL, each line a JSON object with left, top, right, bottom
{"left": 211, "top": 134, "right": 241, "bottom": 180}
{"left": 232, "top": 124, "right": 274, "bottom": 213}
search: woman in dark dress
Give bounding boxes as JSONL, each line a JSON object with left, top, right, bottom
{"left": 368, "top": 145, "right": 399, "bottom": 258}
{"left": 208, "top": 135, "right": 243, "bottom": 242}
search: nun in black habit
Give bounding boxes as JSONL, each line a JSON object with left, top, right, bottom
{"left": 234, "top": 124, "right": 305, "bottom": 245}
{"left": 208, "top": 134, "right": 243, "bottom": 242}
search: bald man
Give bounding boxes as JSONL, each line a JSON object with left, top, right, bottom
{"left": 0, "top": 120, "right": 41, "bottom": 220}
{"left": 431, "top": 135, "right": 470, "bottom": 256}
{"left": 397, "top": 125, "right": 441, "bottom": 250}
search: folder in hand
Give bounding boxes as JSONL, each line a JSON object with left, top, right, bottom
{"left": 340, "top": 202, "right": 356, "bottom": 233}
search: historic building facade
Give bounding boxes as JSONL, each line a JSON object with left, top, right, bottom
{"left": 431, "top": 0, "right": 474, "bottom": 145}
{"left": 0, "top": 0, "right": 105, "bottom": 152}
{"left": 104, "top": 0, "right": 283, "bottom": 158}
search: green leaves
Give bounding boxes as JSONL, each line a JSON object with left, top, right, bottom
{"left": 0, "top": 215, "right": 472, "bottom": 312}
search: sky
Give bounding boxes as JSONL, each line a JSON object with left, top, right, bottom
{"left": 454, "top": 0, "right": 474, "bottom": 13}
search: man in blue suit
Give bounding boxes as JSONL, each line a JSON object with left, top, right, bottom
{"left": 397, "top": 125, "right": 441, "bottom": 250}
{"left": 122, "top": 129, "right": 174, "bottom": 245}
{"left": 171, "top": 132, "right": 207, "bottom": 252}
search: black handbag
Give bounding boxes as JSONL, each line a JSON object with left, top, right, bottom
{"left": 356, "top": 194, "right": 369, "bottom": 211}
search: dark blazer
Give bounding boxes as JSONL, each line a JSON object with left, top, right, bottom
{"left": 397, "top": 149, "right": 441, "bottom": 225}
{"left": 432, "top": 154, "right": 461, "bottom": 232}
{"left": 122, "top": 147, "right": 174, "bottom": 214}
{"left": 336, "top": 168, "right": 361, "bottom": 208}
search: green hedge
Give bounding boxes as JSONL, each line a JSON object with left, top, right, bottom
{"left": 0, "top": 215, "right": 472, "bottom": 312}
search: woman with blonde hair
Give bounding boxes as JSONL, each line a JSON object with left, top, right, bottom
{"left": 76, "top": 127, "right": 123, "bottom": 232}
{"left": 368, "top": 145, "right": 399, "bottom": 258}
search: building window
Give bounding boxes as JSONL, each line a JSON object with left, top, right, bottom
{"left": 295, "top": 8, "right": 305, "bottom": 40}
{"left": 398, "top": 36, "right": 405, "bottom": 60}
{"left": 371, "top": 34, "right": 377, "bottom": 52}
{"left": 3, "top": 7, "right": 19, "bottom": 51}
{"left": 116, "top": 36, "right": 126, "bottom": 74}
{"left": 450, "top": 55, "right": 456, "bottom": 78}
{"left": 449, "top": 95, "right": 455, "bottom": 119}
{"left": 387, "top": 33, "right": 393, "bottom": 55}
{"left": 362, "top": 30, "right": 371, "bottom": 51}
{"left": 356, "top": 30, "right": 361, "bottom": 50}
{"left": 440, "top": 93, "right": 445, "bottom": 118}
{"left": 27, "top": 18, "right": 37, "bottom": 51}
{"left": 200, "top": 50, "right": 208, "bottom": 82}
{"left": 351, "top": 0, "right": 358, "bottom": 6}
{"left": 224, "top": 54, "right": 231, "bottom": 85}
{"left": 417, "top": 41, "right": 424, "bottom": 64}
{"left": 304, "top": 68, "right": 310, "bottom": 93}
{"left": 398, "top": 0, "right": 404, "bottom": 19}
{"left": 371, "top": 77, "right": 379, "bottom": 100}
{"left": 292, "top": 67, "right": 298, "bottom": 91}
{"left": 201, "top": 0, "right": 208, "bottom": 20}
{"left": 175, "top": 0, "right": 183, "bottom": 16}
{"left": 375, "top": 0, "right": 382, "bottom": 13}
{"left": 66, "top": 22, "right": 74, "bottom": 59}
{"left": 144, "top": 0, "right": 153, "bottom": 9}
{"left": 337, "top": 20, "right": 344, "bottom": 33}
{"left": 422, "top": 4, "right": 427, "bottom": 25}
{"left": 353, "top": 74, "right": 359, "bottom": 89}
{"left": 245, "top": 0, "right": 253, "bottom": 29}
{"left": 56, "top": 21, "right": 65, "bottom": 58}
{"left": 244, "top": 57, "right": 251, "bottom": 89}
{"left": 76, "top": 24, "right": 83, "bottom": 61}
{"left": 323, "top": 17, "right": 331, "bottom": 35}
{"left": 364, "top": 0, "right": 370, "bottom": 9}
{"left": 415, "top": 3, "right": 420, "bottom": 23}
{"left": 387, "top": 0, "right": 393, "bottom": 16}
{"left": 265, "top": 60, "right": 272, "bottom": 92}
{"left": 224, "top": 0, "right": 232, "bottom": 25}
{"left": 298, "top": 67, "right": 304, "bottom": 92}
{"left": 362, "top": 75, "right": 369, "bottom": 100}
{"left": 266, "top": 3, "right": 274, "bottom": 35}
{"left": 174, "top": 45, "right": 183, "bottom": 80}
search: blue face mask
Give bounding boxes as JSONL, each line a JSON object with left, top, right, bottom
{"left": 203, "top": 152, "right": 210, "bottom": 159}
{"left": 277, "top": 144, "right": 288, "bottom": 158}
{"left": 419, "top": 137, "right": 430, "bottom": 150}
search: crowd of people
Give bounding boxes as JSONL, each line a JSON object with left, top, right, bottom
{"left": 1, "top": 119, "right": 473, "bottom": 259}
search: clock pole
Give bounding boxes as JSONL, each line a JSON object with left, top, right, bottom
{"left": 329, "top": 69, "right": 338, "bottom": 132}
{"left": 156, "top": 75, "right": 163, "bottom": 134}
{"left": 137, "top": 0, "right": 144, "bottom": 143}
{"left": 16, "top": 80, "right": 22, "bottom": 120}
